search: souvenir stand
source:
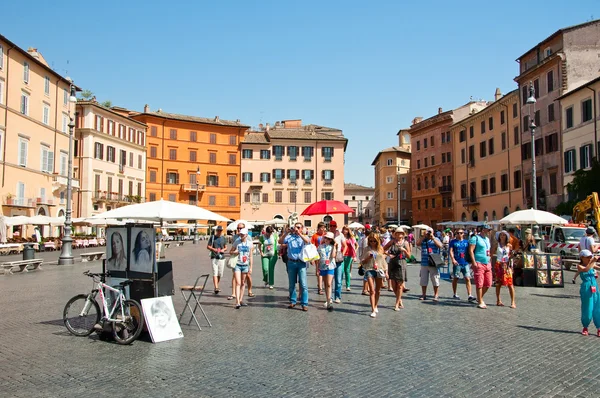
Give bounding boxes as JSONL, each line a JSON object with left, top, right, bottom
{"left": 522, "top": 252, "right": 564, "bottom": 287}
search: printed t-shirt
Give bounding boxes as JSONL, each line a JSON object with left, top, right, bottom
{"left": 233, "top": 238, "right": 253, "bottom": 266}
{"left": 449, "top": 238, "right": 469, "bottom": 265}
{"left": 284, "top": 234, "right": 306, "bottom": 262}
{"left": 420, "top": 239, "right": 440, "bottom": 266}
{"left": 318, "top": 244, "right": 335, "bottom": 270}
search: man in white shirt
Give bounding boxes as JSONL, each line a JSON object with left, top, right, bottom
{"left": 579, "top": 227, "right": 599, "bottom": 252}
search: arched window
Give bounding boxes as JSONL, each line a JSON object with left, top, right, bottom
{"left": 515, "top": 206, "right": 521, "bottom": 211}
{"left": 503, "top": 207, "right": 509, "bottom": 217}
{"left": 483, "top": 211, "right": 488, "bottom": 221}
{"left": 492, "top": 210, "right": 497, "bottom": 220}
{"left": 37, "top": 207, "right": 46, "bottom": 216}
{"left": 471, "top": 210, "right": 478, "bottom": 221}
{"left": 461, "top": 212, "right": 467, "bottom": 222}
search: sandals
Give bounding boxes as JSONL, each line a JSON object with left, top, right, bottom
{"left": 248, "top": 292, "right": 255, "bottom": 297}
{"left": 497, "top": 302, "right": 505, "bottom": 307}
{"left": 477, "top": 303, "right": 487, "bottom": 309}
{"left": 227, "top": 295, "right": 235, "bottom": 300}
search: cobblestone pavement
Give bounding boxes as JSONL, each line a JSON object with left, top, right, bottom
{"left": 1, "top": 243, "right": 599, "bottom": 397}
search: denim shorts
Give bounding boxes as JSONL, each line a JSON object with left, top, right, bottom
{"left": 320, "top": 269, "right": 335, "bottom": 276}
{"left": 452, "top": 263, "right": 473, "bottom": 279}
{"left": 363, "top": 270, "right": 378, "bottom": 280}
{"left": 234, "top": 264, "right": 249, "bottom": 273}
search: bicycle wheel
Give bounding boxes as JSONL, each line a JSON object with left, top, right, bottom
{"left": 63, "top": 294, "right": 100, "bottom": 337}
{"left": 112, "top": 299, "right": 144, "bottom": 345}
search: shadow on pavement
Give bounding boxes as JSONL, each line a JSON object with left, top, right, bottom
{"left": 517, "top": 325, "right": 580, "bottom": 334}
{"left": 530, "top": 293, "right": 580, "bottom": 300}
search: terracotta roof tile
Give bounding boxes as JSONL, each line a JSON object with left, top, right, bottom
{"left": 136, "top": 111, "right": 250, "bottom": 128}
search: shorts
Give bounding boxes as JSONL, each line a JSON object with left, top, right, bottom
{"left": 234, "top": 264, "right": 249, "bottom": 273}
{"left": 473, "top": 262, "right": 492, "bottom": 288}
{"left": 420, "top": 266, "right": 440, "bottom": 287}
{"left": 211, "top": 258, "right": 226, "bottom": 277}
{"left": 452, "top": 263, "right": 472, "bottom": 279}
{"left": 363, "top": 270, "right": 378, "bottom": 280}
{"left": 320, "top": 269, "right": 334, "bottom": 276}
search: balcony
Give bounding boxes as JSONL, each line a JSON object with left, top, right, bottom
{"left": 181, "top": 184, "right": 206, "bottom": 192}
{"left": 439, "top": 184, "right": 453, "bottom": 193}
{"left": 384, "top": 214, "right": 397, "bottom": 221}
{"left": 93, "top": 192, "right": 107, "bottom": 202}
{"left": 462, "top": 196, "right": 479, "bottom": 205}
{"left": 52, "top": 175, "right": 80, "bottom": 191}
{"left": 35, "top": 197, "right": 56, "bottom": 206}
{"left": 3, "top": 196, "right": 35, "bottom": 207}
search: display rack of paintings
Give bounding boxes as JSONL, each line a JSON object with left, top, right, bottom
{"left": 534, "top": 253, "right": 563, "bottom": 287}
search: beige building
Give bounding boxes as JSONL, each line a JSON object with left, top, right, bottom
{"left": 240, "top": 120, "right": 347, "bottom": 228}
{"left": 557, "top": 75, "right": 600, "bottom": 199}
{"left": 372, "top": 130, "right": 412, "bottom": 226}
{"left": 73, "top": 101, "right": 147, "bottom": 219}
{"left": 343, "top": 183, "right": 374, "bottom": 225}
{"left": 0, "top": 35, "right": 77, "bottom": 234}
{"left": 452, "top": 89, "right": 522, "bottom": 222}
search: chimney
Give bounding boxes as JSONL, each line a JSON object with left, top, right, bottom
{"left": 412, "top": 117, "right": 423, "bottom": 125}
{"left": 236, "top": 119, "right": 240, "bottom": 123}
{"left": 214, "top": 116, "right": 220, "bottom": 122}
{"left": 144, "top": 104, "right": 150, "bottom": 113}
{"left": 438, "top": 107, "right": 443, "bottom": 114}
{"left": 494, "top": 88, "right": 502, "bottom": 101}
{"left": 266, "top": 123, "right": 270, "bottom": 132}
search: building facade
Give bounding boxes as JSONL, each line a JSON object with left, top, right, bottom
{"left": 73, "top": 101, "right": 147, "bottom": 219}
{"left": 515, "top": 19, "right": 600, "bottom": 210}
{"left": 451, "top": 89, "right": 522, "bottom": 222}
{"left": 410, "top": 102, "right": 487, "bottom": 228}
{"left": 343, "top": 183, "right": 374, "bottom": 225}
{"left": 239, "top": 120, "right": 347, "bottom": 229}
{"left": 557, "top": 75, "right": 600, "bottom": 197}
{"left": 0, "top": 35, "right": 77, "bottom": 235}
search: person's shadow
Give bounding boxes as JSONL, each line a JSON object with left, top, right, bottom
{"left": 517, "top": 325, "right": 580, "bottom": 335}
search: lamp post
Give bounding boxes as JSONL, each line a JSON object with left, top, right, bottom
{"left": 525, "top": 82, "right": 542, "bottom": 243}
{"left": 58, "top": 81, "right": 78, "bottom": 265}
{"left": 193, "top": 166, "right": 200, "bottom": 244}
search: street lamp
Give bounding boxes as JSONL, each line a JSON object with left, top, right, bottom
{"left": 193, "top": 166, "right": 200, "bottom": 244}
{"left": 526, "top": 81, "right": 542, "bottom": 243}
{"left": 58, "top": 81, "right": 78, "bottom": 265}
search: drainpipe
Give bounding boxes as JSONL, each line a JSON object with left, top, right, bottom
{"left": 457, "top": 123, "right": 469, "bottom": 220}
{"left": 500, "top": 102, "right": 512, "bottom": 210}
{"left": 585, "top": 86, "right": 598, "bottom": 160}
{"left": 2, "top": 45, "right": 15, "bottom": 188}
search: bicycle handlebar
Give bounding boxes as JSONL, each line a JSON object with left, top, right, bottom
{"left": 83, "top": 270, "right": 110, "bottom": 278}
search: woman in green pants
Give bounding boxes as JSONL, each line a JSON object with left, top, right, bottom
{"left": 341, "top": 226, "right": 358, "bottom": 291}
{"left": 260, "top": 226, "right": 278, "bottom": 289}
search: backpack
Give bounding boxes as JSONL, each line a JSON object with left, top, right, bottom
{"left": 464, "top": 236, "right": 480, "bottom": 264}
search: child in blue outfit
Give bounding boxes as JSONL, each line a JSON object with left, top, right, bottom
{"left": 577, "top": 250, "right": 600, "bottom": 336}
{"left": 318, "top": 232, "right": 337, "bottom": 310}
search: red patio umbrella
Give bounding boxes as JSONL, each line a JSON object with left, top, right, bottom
{"left": 300, "top": 200, "right": 355, "bottom": 216}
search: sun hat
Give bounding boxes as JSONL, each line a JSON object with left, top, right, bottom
{"left": 524, "top": 228, "right": 532, "bottom": 234}
{"left": 324, "top": 232, "right": 335, "bottom": 240}
{"left": 496, "top": 230, "right": 510, "bottom": 242}
{"left": 239, "top": 228, "right": 248, "bottom": 235}
{"left": 579, "top": 249, "right": 593, "bottom": 258}
{"left": 394, "top": 227, "right": 405, "bottom": 234}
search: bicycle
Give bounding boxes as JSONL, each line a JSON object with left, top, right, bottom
{"left": 63, "top": 271, "right": 145, "bottom": 345}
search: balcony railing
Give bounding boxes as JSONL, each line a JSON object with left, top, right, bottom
{"left": 35, "top": 197, "right": 55, "bottom": 206}
{"left": 462, "top": 196, "right": 479, "bottom": 205}
{"left": 52, "top": 175, "right": 80, "bottom": 190}
{"left": 439, "top": 184, "right": 453, "bottom": 193}
{"left": 181, "top": 184, "right": 206, "bottom": 192}
{"left": 3, "top": 196, "right": 35, "bottom": 207}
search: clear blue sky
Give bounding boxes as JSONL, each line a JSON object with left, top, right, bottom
{"left": 2, "top": 1, "right": 597, "bottom": 187}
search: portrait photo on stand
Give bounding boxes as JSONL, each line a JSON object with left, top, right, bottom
{"left": 106, "top": 228, "right": 128, "bottom": 273}
{"left": 130, "top": 226, "right": 155, "bottom": 274}
{"left": 141, "top": 296, "right": 183, "bottom": 343}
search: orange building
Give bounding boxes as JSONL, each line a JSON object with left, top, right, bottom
{"left": 130, "top": 106, "right": 249, "bottom": 221}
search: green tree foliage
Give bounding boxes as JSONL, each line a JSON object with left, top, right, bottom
{"left": 101, "top": 100, "right": 112, "bottom": 108}
{"left": 555, "top": 159, "right": 600, "bottom": 215}
{"left": 79, "top": 90, "right": 93, "bottom": 100}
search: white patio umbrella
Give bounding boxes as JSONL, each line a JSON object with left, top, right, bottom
{"left": 73, "top": 217, "right": 130, "bottom": 226}
{"left": 227, "top": 220, "right": 254, "bottom": 231}
{"left": 348, "top": 222, "right": 364, "bottom": 229}
{"left": 5, "top": 216, "right": 31, "bottom": 226}
{"left": 28, "top": 215, "right": 65, "bottom": 225}
{"left": 0, "top": 215, "right": 6, "bottom": 243}
{"left": 91, "top": 199, "right": 230, "bottom": 222}
{"left": 264, "top": 218, "right": 287, "bottom": 226}
{"left": 412, "top": 224, "right": 433, "bottom": 231}
{"left": 499, "top": 208, "right": 568, "bottom": 225}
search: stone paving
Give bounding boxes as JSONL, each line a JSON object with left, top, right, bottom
{"left": 1, "top": 243, "right": 599, "bottom": 397}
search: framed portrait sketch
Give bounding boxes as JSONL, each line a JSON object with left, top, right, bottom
{"left": 141, "top": 296, "right": 183, "bottom": 343}
{"left": 130, "top": 226, "right": 155, "bottom": 274}
{"left": 106, "top": 228, "right": 128, "bottom": 273}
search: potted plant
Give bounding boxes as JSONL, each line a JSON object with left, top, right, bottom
{"left": 6, "top": 193, "right": 14, "bottom": 205}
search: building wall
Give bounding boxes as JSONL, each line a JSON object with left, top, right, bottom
{"left": 452, "top": 91, "right": 523, "bottom": 222}
{"left": 74, "top": 103, "right": 147, "bottom": 219}
{"left": 239, "top": 138, "right": 346, "bottom": 229}
{"left": 131, "top": 114, "right": 246, "bottom": 221}
{"left": 0, "top": 39, "right": 75, "bottom": 235}
{"left": 344, "top": 188, "right": 374, "bottom": 225}
{"left": 373, "top": 149, "right": 411, "bottom": 225}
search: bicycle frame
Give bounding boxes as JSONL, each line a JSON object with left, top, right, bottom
{"left": 82, "top": 281, "right": 128, "bottom": 323}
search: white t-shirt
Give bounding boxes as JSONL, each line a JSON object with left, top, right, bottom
{"left": 579, "top": 235, "right": 595, "bottom": 251}
{"left": 334, "top": 232, "right": 345, "bottom": 262}
{"left": 233, "top": 238, "right": 253, "bottom": 266}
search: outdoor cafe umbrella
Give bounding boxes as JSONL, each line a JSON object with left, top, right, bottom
{"left": 499, "top": 208, "right": 568, "bottom": 225}
{"left": 0, "top": 215, "right": 6, "bottom": 243}
{"left": 227, "top": 220, "right": 254, "bottom": 231}
{"left": 348, "top": 222, "right": 364, "bottom": 229}
{"left": 264, "top": 218, "right": 288, "bottom": 226}
{"left": 300, "top": 200, "right": 354, "bottom": 216}
{"left": 411, "top": 224, "right": 433, "bottom": 231}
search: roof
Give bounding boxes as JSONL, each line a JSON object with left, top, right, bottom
{"left": 132, "top": 110, "right": 250, "bottom": 128}
{"left": 409, "top": 110, "right": 454, "bottom": 133}
{"left": 371, "top": 146, "right": 411, "bottom": 166}
{"left": 450, "top": 89, "right": 519, "bottom": 128}
{"left": 76, "top": 101, "right": 147, "bottom": 127}
{"left": 242, "top": 125, "right": 347, "bottom": 145}
{"left": 515, "top": 19, "right": 600, "bottom": 61}
{"left": 345, "top": 183, "right": 374, "bottom": 191}
{"left": 0, "top": 34, "right": 81, "bottom": 89}
{"left": 556, "top": 75, "right": 600, "bottom": 100}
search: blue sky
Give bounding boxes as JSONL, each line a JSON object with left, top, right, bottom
{"left": 2, "top": 1, "right": 597, "bottom": 187}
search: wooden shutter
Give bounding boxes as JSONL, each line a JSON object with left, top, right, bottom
{"left": 249, "top": 173, "right": 253, "bottom": 183}
{"left": 322, "top": 170, "right": 325, "bottom": 179}
{"left": 286, "top": 169, "right": 290, "bottom": 179}
{"left": 580, "top": 146, "right": 585, "bottom": 169}
{"left": 311, "top": 147, "right": 314, "bottom": 157}
{"left": 311, "top": 170, "right": 314, "bottom": 180}
{"left": 272, "top": 169, "right": 276, "bottom": 178}
{"left": 331, "top": 170, "right": 335, "bottom": 179}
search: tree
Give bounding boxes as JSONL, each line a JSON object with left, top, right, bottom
{"left": 79, "top": 90, "right": 93, "bottom": 100}
{"left": 555, "top": 159, "right": 600, "bottom": 215}
{"left": 101, "top": 100, "right": 112, "bottom": 108}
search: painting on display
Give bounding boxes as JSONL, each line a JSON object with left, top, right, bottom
{"left": 141, "top": 296, "right": 183, "bottom": 343}
{"left": 129, "top": 226, "right": 155, "bottom": 274}
{"left": 105, "top": 228, "right": 128, "bottom": 273}
{"left": 524, "top": 254, "right": 535, "bottom": 269}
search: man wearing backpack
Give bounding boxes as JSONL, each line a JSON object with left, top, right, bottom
{"left": 469, "top": 223, "right": 493, "bottom": 309}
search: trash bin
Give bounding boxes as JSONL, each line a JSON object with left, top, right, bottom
{"left": 23, "top": 243, "right": 35, "bottom": 260}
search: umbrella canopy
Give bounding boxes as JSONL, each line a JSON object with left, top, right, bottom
{"left": 28, "top": 215, "right": 65, "bottom": 225}
{"left": 73, "top": 217, "right": 128, "bottom": 226}
{"left": 499, "top": 208, "right": 568, "bottom": 225}
{"left": 412, "top": 224, "right": 433, "bottom": 231}
{"left": 0, "top": 215, "right": 6, "bottom": 243}
{"left": 91, "top": 199, "right": 230, "bottom": 222}
{"left": 264, "top": 218, "right": 287, "bottom": 226}
{"left": 227, "top": 220, "right": 254, "bottom": 231}
{"left": 300, "top": 200, "right": 355, "bottom": 216}
{"left": 5, "top": 216, "right": 32, "bottom": 226}
{"left": 348, "top": 222, "right": 364, "bottom": 229}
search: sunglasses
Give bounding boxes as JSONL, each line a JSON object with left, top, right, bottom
{"left": 457, "top": 232, "right": 464, "bottom": 234}
{"left": 368, "top": 239, "right": 377, "bottom": 243}
{"left": 237, "top": 227, "right": 243, "bottom": 230}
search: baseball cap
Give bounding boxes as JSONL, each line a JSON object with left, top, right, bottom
{"left": 586, "top": 227, "right": 595, "bottom": 235}
{"left": 481, "top": 223, "right": 492, "bottom": 230}
{"left": 329, "top": 220, "right": 337, "bottom": 227}
{"left": 239, "top": 228, "right": 248, "bottom": 235}
{"left": 216, "top": 225, "right": 223, "bottom": 231}
{"left": 365, "top": 223, "right": 371, "bottom": 230}
{"left": 580, "top": 249, "right": 593, "bottom": 257}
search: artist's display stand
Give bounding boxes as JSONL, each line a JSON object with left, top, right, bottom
{"left": 522, "top": 252, "right": 564, "bottom": 288}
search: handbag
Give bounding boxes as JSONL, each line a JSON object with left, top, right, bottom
{"left": 358, "top": 266, "right": 365, "bottom": 276}
{"left": 301, "top": 244, "right": 320, "bottom": 262}
{"left": 428, "top": 252, "right": 445, "bottom": 267}
{"left": 377, "top": 269, "right": 386, "bottom": 278}
{"left": 227, "top": 255, "right": 238, "bottom": 270}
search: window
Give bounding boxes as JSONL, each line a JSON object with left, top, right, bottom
{"left": 514, "top": 170, "right": 522, "bottom": 189}
{"left": 229, "top": 135, "right": 237, "bottom": 145}
{"left": 44, "top": 76, "right": 50, "bottom": 95}
{"left": 166, "top": 172, "right": 179, "bottom": 184}
{"left": 190, "top": 131, "right": 197, "bottom": 142}
{"left": 387, "top": 192, "right": 393, "bottom": 199}
{"left": 431, "top": 198, "right": 436, "bottom": 209}
{"left": 481, "top": 179, "right": 488, "bottom": 195}
{"left": 208, "top": 195, "right": 216, "bottom": 206}
{"left": 322, "top": 192, "right": 334, "bottom": 200}
{"left": 514, "top": 126, "right": 519, "bottom": 145}
{"left": 138, "top": 155, "right": 143, "bottom": 169}
{"left": 23, "top": 62, "right": 30, "bottom": 83}
{"left": 149, "top": 170, "right": 156, "bottom": 183}
{"left": 94, "top": 143, "right": 104, "bottom": 160}
{"left": 468, "top": 145, "right": 475, "bottom": 165}
{"left": 302, "top": 169, "right": 314, "bottom": 182}
{"left": 446, "top": 131, "right": 450, "bottom": 142}
{"left": 189, "top": 173, "right": 197, "bottom": 185}
{"left": 459, "top": 130, "right": 466, "bottom": 142}
{"left": 417, "top": 160, "right": 421, "bottom": 169}
{"left": 242, "top": 149, "right": 253, "bottom": 159}
{"left": 431, "top": 175, "right": 436, "bottom": 188}
{"left": 424, "top": 157, "right": 428, "bottom": 167}
{"left": 187, "top": 150, "right": 196, "bottom": 162}
{"left": 522, "top": 85, "right": 528, "bottom": 104}
{"left": 275, "top": 191, "right": 282, "bottom": 203}
{"left": 150, "top": 146, "right": 157, "bottom": 158}
{"left": 322, "top": 147, "right": 333, "bottom": 161}
{"left": 500, "top": 110, "right": 505, "bottom": 125}
{"left": 469, "top": 126, "right": 474, "bottom": 138}
{"left": 416, "top": 141, "right": 420, "bottom": 151}
{"left": 386, "top": 176, "right": 393, "bottom": 184}
{"left": 150, "top": 126, "right": 157, "bottom": 137}
{"left": 580, "top": 144, "right": 592, "bottom": 169}
{"left": 430, "top": 136, "right": 434, "bottom": 146}
{"left": 417, "top": 200, "right": 421, "bottom": 210}
{"left": 273, "top": 146, "right": 284, "bottom": 161}
{"left": 480, "top": 141, "right": 487, "bottom": 158}
{"left": 149, "top": 192, "right": 157, "bottom": 202}
{"left": 564, "top": 149, "right": 576, "bottom": 173}
{"left": 523, "top": 115, "right": 529, "bottom": 131}
{"left": 481, "top": 120, "right": 486, "bottom": 134}
{"left": 550, "top": 172, "right": 558, "bottom": 194}
{"left": 169, "top": 129, "right": 177, "bottom": 140}
{"left": 260, "top": 149, "right": 271, "bottom": 159}
{"left": 490, "top": 177, "right": 496, "bottom": 194}
{"left": 402, "top": 189, "right": 407, "bottom": 200}
{"left": 20, "top": 92, "right": 29, "bottom": 115}
{"left": 424, "top": 177, "right": 429, "bottom": 189}
{"left": 290, "top": 191, "right": 297, "bottom": 203}
{"left": 304, "top": 191, "right": 311, "bottom": 203}
{"left": 262, "top": 193, "right": 269, "bottom": 203}
{"left": 417, "top": 178, "right": 421, "bottom": 190}
{"left": 169, "top": 149, "right": 177, "bottom": 160}
{"left": 534, "top": 110, "right": 540, "bottom": 128}
{"left": 423, "top": 139, "right": 428, "bottom": 149}
{"left": 545, "top": 133, "right": 558, "bottom": 153}
{"left": 288, "top": 146, "right": 298, "bottom": 161}
{"left": 207, "top": 175, "right": 219, "bottom": 186}
{"left": 40, "top": 146, "right": 53, "bottom": 173}
{"left": 533, "top": 79, "right": 539, "bottom": 99}
{"left": 442, "top": 153, "right": 446, "bottom": 163}
{"left": 431, "top": 156, "right": 435, "bottom": 166}
{"left": 535, "top": 138, "right": 543, "bottom": 157}
{"left": 302, "top": 146, "right": 313, "bottom": 161}
{"left": 229, "top": 175, "right": 237, "bottom": 187}
{"left": 43, "top": 104, "right": 50, "bottom": 125}
{"left": 242, "top": 172, "right": 253, "bottom": 182}
{"left": 322, "top": 169, "right": 334, "bottom": 183}
{"left": 501, "top": 133, "right": 506, "bottom": 150}
{"left": 513, "top": 103, "right": 518, "bottom": 118}
{"left": 521, "top": 142, "right": 532, "bottom": 160}
{"left": 547, "top": 70, "right": 554, "bottom": 93}
{"left": 461, "top": 148, "right": 466, "bottom": 164}
{"left": 401, "top": 176, "right": 406, "bottom": 184}
{"left": 488, "top": 138, "right": 494, "bottom": 155}
{"left": 441, "top": 133, "right": 445, "bottom": 144}
{"left": 260, "top": 172, "right": 270, "bottom": 183}
{"left": 424, "top": 199, "right": 428, "bottom": 209}
{"left": 548, "top": 103, "right": 555, "bottom": 122}
{"left": 582, "top": 99, "right": 593, "bottom": 123}
{"left": 501, "top": 174, "right": 508, "bottom": 192}
{"left": 488, "top": 117, "right": 494, "bottom": 131}
{"left": 0, "top": 80, "right": 3, "bottom": 105}
{"left": 95, "top": 116, "right": 104, "bottom": 132}
{"left": 387, "top": 158, "right": 393, "bottom": 166}
{"left": 229, "top": 196, "right": 236, "bottom": 206}
{"left": 209, "top": 152, "right": 216, "bottom": 164}
{"left": 229, "top": 154, "right": 236, "bottom": 165}
{"left": 273, "top": 169, "right": 284, "bottom": 183}
{"left": 107, "top": 146, "right": 116, "bottom": 163}
{"left": 566, "top": 107, "right": 573, "bottom": 129}
{"left": 460, "top": 183, "right": 467, "bottom": 199}
{"left": 210, "top": 133, "right": 216, "bottom": 144}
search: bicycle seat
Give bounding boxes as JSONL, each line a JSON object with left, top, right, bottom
{"left": 118, "top": 280, "right": 133, "bottom": 287}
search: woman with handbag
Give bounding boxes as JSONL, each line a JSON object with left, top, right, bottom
{"left": 384, "top": 228, "right": 411, "bottom": 310}
{"left": 318, "top": 232, "right": 337, "bottom": 310}
{"left": 360, "top": 233, "right": 388, "bottom": 318}
{"left": 260, "top": 226, "right": 278, "bottom": 289}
